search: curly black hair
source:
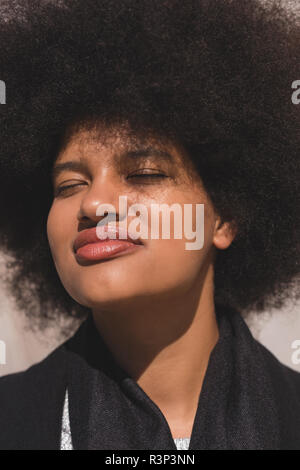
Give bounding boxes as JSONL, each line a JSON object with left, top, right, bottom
{"left": 0, "top": 0, "right": 299, "bottom": 325}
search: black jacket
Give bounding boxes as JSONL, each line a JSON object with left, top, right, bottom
{"left": 0, "top": 307, "right": 300, "bottom": 450}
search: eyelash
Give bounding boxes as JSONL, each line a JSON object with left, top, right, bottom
{"left": 126, "top": 171, "right": 168, "bottom": 182}
{"left": 55, "top": 172, "right": 168, "bottom": 196}
{"left": 54, "top": 183, "right": 87, "bottom": 196}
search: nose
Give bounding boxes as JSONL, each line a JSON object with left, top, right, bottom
{"left": 77, "top": 174, "right": 121, "bottom": 225}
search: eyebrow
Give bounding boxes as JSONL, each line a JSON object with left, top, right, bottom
{"left": 52, "top": 160, "right": 89, "bottom": 180}
{"left": 52, "top": 146, "right": 174, "bottom": 179}
{"left": 120, "top": 147, "right": 174, "bottom": 162}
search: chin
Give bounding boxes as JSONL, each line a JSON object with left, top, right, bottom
{"left": 64, "top": 277, "right": 145, "bottom": 309}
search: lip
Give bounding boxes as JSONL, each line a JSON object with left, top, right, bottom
{"left": 73, "top": 226, "right": 143, "bottom": 262}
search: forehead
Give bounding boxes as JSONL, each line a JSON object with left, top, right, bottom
{"left": 55, "top": 122, "right": 190, "bottom": 167}
{"left": 52, "top": 121, "right": 205, "bottom": 193}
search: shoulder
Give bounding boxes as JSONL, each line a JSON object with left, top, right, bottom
{"left": 228, "top": 309, "right": 300, "bottom": 449}
{"left": 230, "top": 309, "right": 300, "bottom": 398}
{"left": 254, "top": 339, "right": 300, "bottom": 449}
{"left": 0, "top": 342, "right": 69, "bottom": 449}
{"left": 0, "top": 318, "right": 89, "bottom": 397}
{"left": 0, "top": 342, "right": 68, "bottom": 397}
{"left": 0, "top": 319, "right": 90, "bottom": 449}
{"left": 254, "top": 338, "right": 300, "bottom": 396}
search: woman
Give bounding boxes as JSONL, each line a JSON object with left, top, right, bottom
{"left": 0, "top": 0, "right": 300, "bottom": 450}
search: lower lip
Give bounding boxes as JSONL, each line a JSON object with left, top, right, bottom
{"left": 75, "top": 240, "right": 142, "bottom": 262}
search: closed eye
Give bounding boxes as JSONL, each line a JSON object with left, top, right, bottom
{"left": 126, "top": 171, "right": 168, "bottom": 183}
{"left": 54, "top": 182, "right": 88, "bottom": 197}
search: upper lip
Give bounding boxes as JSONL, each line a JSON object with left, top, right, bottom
{"left": 73, "top": 226, "right": 143, "bottom": 253}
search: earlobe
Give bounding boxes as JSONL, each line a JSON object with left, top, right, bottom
{"left": 213, "top": 218, "right": 237, "bottom": 250}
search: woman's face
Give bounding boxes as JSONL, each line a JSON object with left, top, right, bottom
{"left": 47, "top": 124, "right": 233, "bottom": 311}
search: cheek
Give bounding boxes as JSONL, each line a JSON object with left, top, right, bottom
{"left": 141, "top": 203, "right": 216, "bottom": 287}
{"left": 145, "top": 233, "right": 214, "bottom": 289}
{"left": 46, "top": 202, "right": 75, "bottom": 263}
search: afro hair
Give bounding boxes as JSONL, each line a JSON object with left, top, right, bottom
{"left": 0, "top": 0, "right": 300, "bottom": 325}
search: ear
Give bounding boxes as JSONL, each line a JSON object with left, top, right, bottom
{"left": 213, "top": 217, "right": 237, "bottom": 250}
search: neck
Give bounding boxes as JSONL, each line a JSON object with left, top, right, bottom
{"left": 92, "top": 263, "right": 219, "bottom": 438}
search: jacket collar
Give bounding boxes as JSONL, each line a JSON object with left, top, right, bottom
{"left": 64, "top": 306, "right": 280, "bottom": 449}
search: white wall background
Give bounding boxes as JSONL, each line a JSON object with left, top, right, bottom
{"left": 0, "top": 0, "right": 299, "bottom": 376}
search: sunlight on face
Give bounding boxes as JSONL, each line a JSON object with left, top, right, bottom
{"left": 47, "top": 123, "right": 228, "bottom": 311}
